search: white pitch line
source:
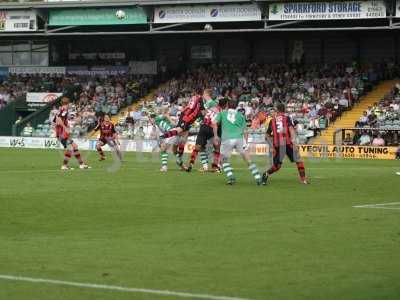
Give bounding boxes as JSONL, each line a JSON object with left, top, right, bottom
{"left": 0, "top": 274, "right": 250, "bottom": 300}
{"left": 353, "top": 202, "right": 400, "bottom": 208}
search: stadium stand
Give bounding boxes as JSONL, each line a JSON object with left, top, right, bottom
{"left": 341, "top": 81, "right": 400, "bottom": 146}
{"left": 314, "top": 80, "right": 399, "bottom": 145}
{"left": 15, "top": 74, "right": 154, "bottom": 138}
{"left": 95, "top": 62, "right": 389, "bottom": 144}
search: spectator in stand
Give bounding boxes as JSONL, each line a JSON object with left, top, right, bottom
{"left": 237, "top": 103, "right": 246, "bottom": 115}
{"left": 359, "top": 131, "right": 371, "bottom": 146}
{"left": 367, "top": 112, "right": 378, "bottom": 127}
{"left": 15, "top": 116, "right": 23, "bottom": 125}
{"left": 343, "top": 133, "right": 353, "bottom": 145}
{"left": 357, "top": 111, "right": 369, "bottom": 127}
{"left": 131, "top": 106, "right": 142, "bottom": 125}
{"left": 125, "top": 109, "right": 134, "bottom": 125}
{"left": 135, "top": 126, "right": 145, "bottom": 140}
{"left": 372, "top": 134, "right": 385, "bottom": 146}
{"left": 22, "top": 122, "right": 33, "bottom": 137}
{"left": 339, "top": 94, "right": 349, "bottom": 110}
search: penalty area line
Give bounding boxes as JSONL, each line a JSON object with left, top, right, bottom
{"left": 0, "top": 274, "right": 251, "bottom": 300}
{"left": 353, "top": 202, "right": 400, "bottom": 209}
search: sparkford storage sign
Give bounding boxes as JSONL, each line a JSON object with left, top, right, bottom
{"left": 299, "top": 145, "right": 397, "bottom": 160}
{"left": 268, "top": 1, "right": 386, "bottom": 21}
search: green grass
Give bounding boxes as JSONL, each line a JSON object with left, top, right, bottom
{"left": 0, "top": 148, "right": 400, "bottom": 300}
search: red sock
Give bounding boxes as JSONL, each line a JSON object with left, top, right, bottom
{"left": 178, "top": 143, "right": 185, "bottom": 156}
{"left": 267, "top": 164, "right": 281, "bottom": 175}
{"left": 97, "top": 147, "right": 104, "bottom": 158}
{"left": 296, "top": 162, "right": 306, "bottom": 180}
{"left": 73, "top": 149, "right": 83, "bottom": 164}
{"left": 212, "top": 150, "right": 220, "bottom": 167}
{"left": 190, "top": 149, "right": 199, "bottom": 165}
{"left": 63, "top": 150, "right": 72, "bottom": 165}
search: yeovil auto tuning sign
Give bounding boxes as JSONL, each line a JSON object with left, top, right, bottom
{"left": 269, "top": 1, "right": 386, "bottom": 20}
{"left": 154, "top": 4, "right": 261, "bottom": 23}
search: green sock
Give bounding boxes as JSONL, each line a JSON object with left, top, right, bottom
{"left": 161, "top": 151, "right": 168, "bottom": 167}
{"left": 222, "top": 162, "right": 235, "bottom": 180}
{"left": 200, "top": 152, "right": 208, "bottom": 166}
{"left": 249, "top": 163, "right": 261, "bottom": 181}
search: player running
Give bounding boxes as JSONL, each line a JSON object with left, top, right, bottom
{"left": 94, "top": 114, "right": 122, "bottom": 161}
{"left": 213, "top": 100, "right": 262, "bottom": 185}
{"left": 186, "top": 91, "right": 227, "bottom": 173}
{"left": 149, "top": 109, "right": 187, "bottom": 172}
{"left": 262, "top": 103, "right": 308, "bottom": 185}
{"left": 54, "top": 97, "right": 90, "bottom": 170}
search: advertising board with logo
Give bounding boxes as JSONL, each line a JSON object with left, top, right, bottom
{"left": 0, "top": 10, "right": 37, "bottom": 32}
{"left": 269, "top": 1, "right": 386, "bottom": 20}
{"left": 154, "top": 4, "right": 261, "bottom": 23}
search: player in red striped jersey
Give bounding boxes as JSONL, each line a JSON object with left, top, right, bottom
{"left": 94, "top": 114, "right": 122, "bottom": 161}
{"left": 160, "top": 88, "right": 204, "bottom": 139}
{"left": 185, "top": 91, "right": 227, "bottom": 172}
{"left": 54, "top": 97, "right": 90, "bottom": 170}
{"left": 262, "top": 103, "right": 308, "bottom": 185}
{"left": 160, "top": 88, "right": 204, "bottom": 169}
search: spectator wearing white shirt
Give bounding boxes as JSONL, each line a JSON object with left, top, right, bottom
{"left": 22, "top": 122, "right": 33, "bottom": 137}
{"left": 357, "top": 111, "right": 368, "bottom": 127}
{"left": 359, "top": 132, "right": 371, "bottom": 146}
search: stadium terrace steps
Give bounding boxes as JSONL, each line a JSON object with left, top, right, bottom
{"left": 312, "top": 80, "right": 398, "bottom": 145}
{"left": 88, "top": 84, "right": 168, "bottom": 138}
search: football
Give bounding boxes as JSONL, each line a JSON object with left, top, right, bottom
{"left": 115, "top": 10, "right": 126, "bottom": 20}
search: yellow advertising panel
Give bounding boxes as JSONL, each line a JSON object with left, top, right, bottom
{"left": 298, "top": 145, "right": 397, "bottom": 160}
{"left": 185, "top": 142, "right": 397, "bottom": 160}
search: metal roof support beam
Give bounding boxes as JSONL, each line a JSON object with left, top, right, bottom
{"left": 1, "top": 25, "right": 399, "bottom": 37}
{"left": 38, "top": 26, "right": 400, "bottom": 35}
{"left": 46, "top": 26, "right": 78, "bottom": 33}
{"left": 265, "top": 20, "right": 305, "bottom": 29}
{"left": 151, "top": 23, "right": 186, "bottom": 31}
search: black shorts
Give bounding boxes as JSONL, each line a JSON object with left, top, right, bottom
{"left": 272, "top": 144, "right": 299, "bottom": 165}
{"left": 177, "top": 118, "right": 192, "bottom": 132}
{"left": 59, "top": 137, "right": 74, "bottom": 149}
{"left": 196, "top": 124, "right": 214, "bottom": 149}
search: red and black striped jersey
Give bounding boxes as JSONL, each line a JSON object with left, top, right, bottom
{"left": 267, "top": 113, "right": 295, "bottom": 147}
{"left": 181, "top": 95, "right": 203, "bottom": 124}
{"left": 55, "top": 107, "right": 69, "bottom": 138}
{"left": 99, "top": 122, "right": 116, "bottom": 139}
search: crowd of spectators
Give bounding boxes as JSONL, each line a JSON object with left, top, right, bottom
{"left": 18, "top": 74, "right": 154, "bottom": 137}
{"left": 9, "top": 62, "right": 396, "bottom": 143}
{"left": 0, "top": 74, "right": 66, "bottom": 110}
{"left": 114, "top": 62, "right": 387, "bottom": 143}
{"left": 345, "top": 83, "right": 400, "bottom": 146}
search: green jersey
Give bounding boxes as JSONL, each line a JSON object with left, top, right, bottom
{"left": 215, "top": 109, "right": 246, "bottom": 140}
{"left": 155, "top": 115, "right": 173, "bottom": 132}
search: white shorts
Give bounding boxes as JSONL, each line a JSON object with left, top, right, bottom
{"left": 221, "top": 138, "right": 245, "bottom": 158}
{"left": 164, "top": 135, "right": 186, "bottom": 146}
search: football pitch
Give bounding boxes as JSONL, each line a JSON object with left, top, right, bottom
{"left": 0, "top": 148, "right": 400, "bottom": 300}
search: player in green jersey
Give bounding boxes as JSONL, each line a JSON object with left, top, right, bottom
{"left": 213, "top": 100, "right": 262, "bottom": 185}
{"left": 149, "top": 108, "right": 187, "bottom": 172}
